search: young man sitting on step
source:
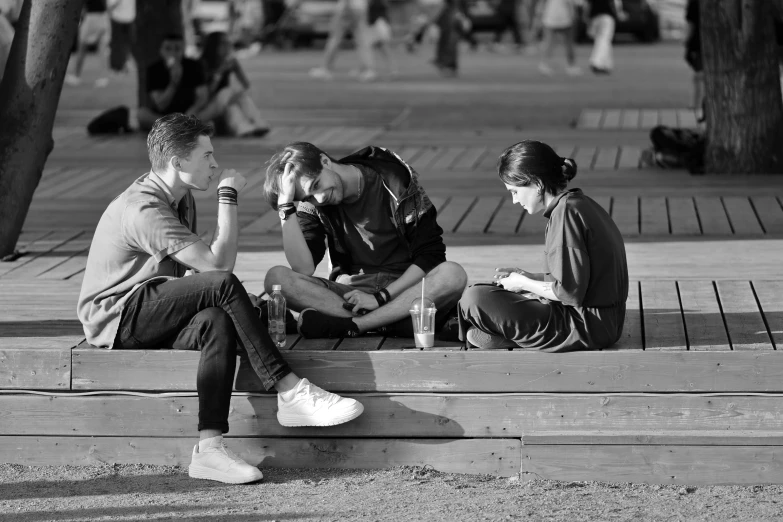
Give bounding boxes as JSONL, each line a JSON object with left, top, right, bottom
{"left": 262, "top": 142, "right": 468, "bottom": 339}
{"left": 77, "top": 115, "right": 363, "bottom": 485}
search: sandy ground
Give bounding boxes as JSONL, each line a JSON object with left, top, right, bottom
{"left": 1, "top": 464, "right": 782, "bottom": 521}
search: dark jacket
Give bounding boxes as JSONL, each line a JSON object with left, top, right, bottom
{"left": 296, "top": 146, "right": 447, "bottom": 279}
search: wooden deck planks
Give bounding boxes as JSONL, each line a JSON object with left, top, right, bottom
{"left": 572, "top": 146, "right": 596, "bottom": 170}
{"left": 6, "top": 395, "right": 783, "bottom": 438}
{"left": 606, "top": 281, "right": 642, "bottom": 351}
{"left": 521, "top": 445, "right": 783, "bottom": 485}
{"left": 751, "top": 196, "right": 783, "bottom": 234}
{"left": 453, "top": 147, "right": 486, "bottom": 170}
{"left": 640, "top": 109, "right": 659, "bottom": 129}
{"left": 437, "top": 196, "right": 476, "bottom": 233}
{"left": 592, "top": 147, "right": 618, "bottom": 170}
{"left": 695, "top": 197, "right": 733, "bottom": 235}
{"left": 753, "top": 281, "right": 783, "bottom": 349}
{"left": 72, "top": 349, "right": 783, "bottom": 393}
{"left": 616, "top": 146, "right": 640, "bottom": 169}
{"left": 723, "top": 197, "right": 764, "bottom": 235}
{"left": 486, "top": 198, "right": 522, "bottom": 234}
{"left": 640, "top": 197, "right": 669, "bottom": 235}
{"left": 0, "top": 436, "right": 520, "bottom": 476}
{"left": 430, "top": 147, "right": 464, "bottom": 170}
{"left": 601, "top": 109, "right": 621, "bottom": 129}
{"left": 668, "top": 197, "right": 702, "bottom": 235}
{"left": 412, "top": 147, "right": 441, "bottom": 170}
{"left": 660, "top": 109, "right": 678, "bottom": 127}
{"left": 677, "top": 281, "right": 730, "bottom": 351}
{"left": 456, "top": 196, "right": 502, "bottom": 234}
{"left": 0, "top": 230, "right": 83, "bottom": 279}
{"left": 0, "top": 348, "right": 71, "bottom": 389}
{"left": 577, "top": 109, "right": 602, "bottom": 129}
{"left": 716, "top": 281, "right": 773, "bottom": 350}
{"left": 620, "top": 109, "right": 640, "bottom": 130}
{"left": 640, "top": 280, "right": 687, "bottom": 351}
{"left": 611, "top": 196, "right": 639, "bottom": 236}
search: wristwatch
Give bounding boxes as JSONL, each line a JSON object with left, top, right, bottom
{"left": 278, "top": 205, "right": 297, "bottom": 221}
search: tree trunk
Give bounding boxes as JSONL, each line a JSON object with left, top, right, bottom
{"left": 701, "top": 0, "right": 783, "bottom": 174}
{"left": 0, "top": 0, "right": 83, "bottom": 258}
{"left": 133, "top": 0, "right": 183, "bottom": 110}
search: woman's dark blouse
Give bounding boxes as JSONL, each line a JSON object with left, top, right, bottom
{"left": 542, "top": 188, "right": 629, "bottom": 349}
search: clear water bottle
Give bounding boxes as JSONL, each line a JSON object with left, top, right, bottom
{"left": 268, "top": 285, "right": 287, "bottom": 349}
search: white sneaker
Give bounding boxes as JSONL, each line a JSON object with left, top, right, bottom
{"left": 64, "top": 74, "right": 81, "bottom": 86}
{"left": 466, "top": 327, "right": 517, "bottom": 349}
{"left": 188, "top": 437, "right": 264, "bottom": 484}
{"left": 277, "top": 378, "right": 364, "bottom": 427}
{"left": 309, "top": 67, "right": 334, "bottom": 80}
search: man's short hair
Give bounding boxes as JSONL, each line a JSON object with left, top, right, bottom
{"left": 263, "top": 142, "right": 333, "bottom": 210}
{"left": 147, "top": 113, "right": 214, "bottom": 172}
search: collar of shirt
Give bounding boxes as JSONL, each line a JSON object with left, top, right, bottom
{"left": 147, "top": 171, "right": 179, "bottom": 210}
{"left": 543, "top": 188, "right": 582, "bottom": 218}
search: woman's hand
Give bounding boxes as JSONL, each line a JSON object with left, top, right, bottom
{"left": 278, "top": 163, "right": 297, "bottom": 206}
{"left": 494, "top": 267, "right": 536, "bottom": 283}
{"left": 497, "top": 272, "right": 532, "bottom": 294}
{"left": 343, "top": 289, "right": 379, "bottom": 315}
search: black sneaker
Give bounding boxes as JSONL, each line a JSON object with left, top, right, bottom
{"left": 297, "top": 308, "right": 359, "bottom": 339}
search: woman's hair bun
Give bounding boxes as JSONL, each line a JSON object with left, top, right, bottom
{"left": 562, "top": 157, "right": 577, "bottom": 181}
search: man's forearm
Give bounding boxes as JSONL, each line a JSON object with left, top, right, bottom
{"left": 208, "top": 201, "right": 239, "bottom": 272}
{"left": 281, "top": 218, "right": 315, "bottom": 275}
{"left": 384, "top": 263, "right": 426, "bottom": 299}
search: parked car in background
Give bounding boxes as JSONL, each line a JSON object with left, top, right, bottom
{"left": 576, "top": 0, "right": 660, "bottom": 43}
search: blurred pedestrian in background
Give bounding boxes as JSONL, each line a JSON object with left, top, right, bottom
{"left": 684, "top": 0, "right": 702, "bottom": 120}
{"left": 107, "top": 0, "right": 135, "bottom": 77}
{"left": 538, "top": 0, "right": 581, "bottom": 76}
{"left": 434, "top": 0, "right": 470, "bottom": 77}
{"left": 200, "top": 31, "right": 269, "bottom": 137}
{"left": 66, "top": 0, "right": 111, "bottom": 87}
{"left": 491, "top": 0, "right": 523, "bottom": 53}
{"left": 367, "top": 0, "right": 398, "bottom": 77}
{"left": 586, "top": 0, "right": 624, "bottom": 74}
{"left": 0, "top": 0, "right": 21, "bottom": 83}
{"left": 520, "top": 0, "right": 543, "bottom": 54}
{"left": 310, "top": 0, "right": 376, "bottom": 82}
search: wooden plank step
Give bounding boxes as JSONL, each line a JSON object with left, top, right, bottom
{"left": 640, "top": 197, "right": 669, "bottom": 235}
{"left": 641, "top": 280, "right": 687, "bottom": 351}
{"left": 605, "top": 281, "right": 642, "bottom": 351}
{"left": 592, "top": 147, "right": 618, "bottom": 170}
{"left": 601, "top": 109, "right": 621, "bottom": 130}
{"left": 716, "top": 281, "right": 773, "bottom": 350}
{"left": 668, "top": 197, "right": 702, "bottom": 235}
{"left": 611, "top": 196, "right": 639, "bottom": 236}
{"left": 751, "top": 196, "right": 783, "bottom": 234}
{"left": 620, "top": 109, "right": 640, "bottom": 130}
{"left": 678, "top": 281, "right": 730, "bottom": 351}
{"left": 577, "top": 109, "right": 602, "bottom": 129}
{"left": 487, "top": 198, "right": 522, "bottom": 234}
{"left": 522, "top": 430, "right": 783, "bottom": 446}
{"left": 6, "top": 395, "right": 783, "bottom": 438}
{"left": 521, "top": 445, "right": 783, "bottom": 485}
{"left": 572, "top": 146, "right": 596, "bottom": 170}
{"left": 0, "top": 348, "right": 71, "bottom": 389}
{"left": 0, "top": 436, "right": 520, "bottom": 476}
{"left": 723, "top": 197, "right": 764, "bottom": 235}
{"left": 695, "top": 197, "right": 732, "bottom": 235}
{"left": 73, "top": 349, "right": 783, "bottom": 393}
{"left": 455, "top": 196, "right": 503, "bottom": 234}
{"left": 437, "top": 196, "right": 476, "bottom": 233}
{"left": 616, "top": 146, "right": 640, "bottom": 169}
{"left": 753, "top": 280, "right": 783, "bottom": 349}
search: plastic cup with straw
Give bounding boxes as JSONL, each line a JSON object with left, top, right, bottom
{"left": 410, "top": 277, "right": 436, "bottom": 348}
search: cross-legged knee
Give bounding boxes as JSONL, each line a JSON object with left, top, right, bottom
{"left": 431, "top": 261, "right": 468, "bottom": 297}
{"left": 264, "top": 265, "right": 295, "bottom": 295}
{"left": 183, "top": 307, "right": 237, "bottom": 355}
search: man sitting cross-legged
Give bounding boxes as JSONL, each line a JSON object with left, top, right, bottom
{"left": 262, "top": 142, "right": 468, "bottom": 339}
{"left": 76, "top": 115, "right": 363, "bottom": 485}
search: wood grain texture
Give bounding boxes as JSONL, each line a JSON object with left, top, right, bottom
{"left": 640, "top": 197, "right": 669, "bottom": 235}
{"left": 577, "top": 109, "right": 602, "bottom": 129}
{"left": 723, "top": 197, "right": 764, "bottom": 235}
{"left": 610, "top": 196, "right": 639, "bottom": 236}
{"left": 437, "top": 197, "right": 476, "bottom": 233}
{"left": 616, "top": 146, "right": 640, "bottom": 169}
{"left": 620, "top": 109, "right": 640, "bottom": 130}
{"left": 716, "top": 281, "right": 773, "bottom": 350}
{"left": 695, "top": 197, "right": 733, "bottom": 235}
{"left": 753, "top": 280, "right": 783, "bottom": 349}
{"left": 678, "top": 280, "right": 730, "bottom": 351}
{"left": 456, "top": 196, "right": 502, "bottom": 234}
{"left": 0, "top": 348, "right": 71, "bottom": 389}
{"left": 668, "top": 197, "right": 702, "bottom": 235}
{"left": 601, "top": 109, "right": 621, "bottom": 129}
{"left": 751, "top": 196, "right": 783, "bottom": 234}
{"left": 640, "top": 280, "right": 687, "bottom": 351}
{"left": 521, "top": 445, "right": 783, "bottom": 485}
{"left": 487, "top": 198, "right": 522, "bottom": 234}
{"left": 71, "top": 349, "right": 783, "bottom": 393}
{"left": 0, "top": 436, "right": 520, "bottom": 476}
{"left": 522, "top": 431, "right": 783, "bottom": 446}
{"left": 605, "top": 281, "right": 642, "bottom": 351}
{"left": 593, "top": 147, "right": 618, "bottom": 170}
{"left": 6, "top": 395, "right": 783, "bottom": 438}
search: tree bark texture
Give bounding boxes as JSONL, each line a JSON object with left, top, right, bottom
{"left": 0, "top": 0, "right": 83, "bottom": 257}
{"left": 700, "top": 0, "right": 783, "bottom": 174}
{"left": 133, "top": 0, "right": 183, "bottom": 110}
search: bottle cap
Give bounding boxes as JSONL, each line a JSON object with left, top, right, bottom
{"left": 272, "top": 284, "right": 282, "bottom": 291}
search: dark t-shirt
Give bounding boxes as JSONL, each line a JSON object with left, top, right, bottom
{"left": 146, "top": 58, "right": 206, "bottom": 114}
{"left": 336, "top": 163, "right": 411, "bottom": 275}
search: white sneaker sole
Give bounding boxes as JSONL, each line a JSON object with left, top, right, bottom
{"left": 277, "top": 402, "right": 364, "bottom": 427}
{"left": 188, "top": 464, "right": 263, "bottom": 484}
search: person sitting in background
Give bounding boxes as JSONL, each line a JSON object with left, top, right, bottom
{"left": 200, "top": 31, "right": 270, "bottom": 137}
{"left": 538, "top": 0, "right": 581, "bottom": 76}
{"left": 65, "top": 0, "right": 111, "bottom": 87}
{"left": 366, "top": 0, "right": 397, "bottom": 77}
{"left": 459, "top": 140, "right": 628, "bottom": 351}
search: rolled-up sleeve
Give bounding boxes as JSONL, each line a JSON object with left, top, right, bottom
{"left": 546, "top": 246, "right": 590, "bottom": 306}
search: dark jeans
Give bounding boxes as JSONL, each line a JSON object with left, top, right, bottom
{"left": 495, "top": 11, "right": 522, "bottom": 45}
{"left": 115, "top": 271, "right": 292, "bottom": 433}
{"left": 109, "top": 20, "right": 134, "bottom": 72}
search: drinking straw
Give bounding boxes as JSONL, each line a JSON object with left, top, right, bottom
{"left": 421, "top": 277, "right": 425, "bottom": 331}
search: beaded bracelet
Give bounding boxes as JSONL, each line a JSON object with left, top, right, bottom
{"left": 217, "top": 187, "right": 238, "bottom": 206}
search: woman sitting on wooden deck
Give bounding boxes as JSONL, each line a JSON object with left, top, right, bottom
{"left": 458, "top": 140, "right": 629, "bottom": 351}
